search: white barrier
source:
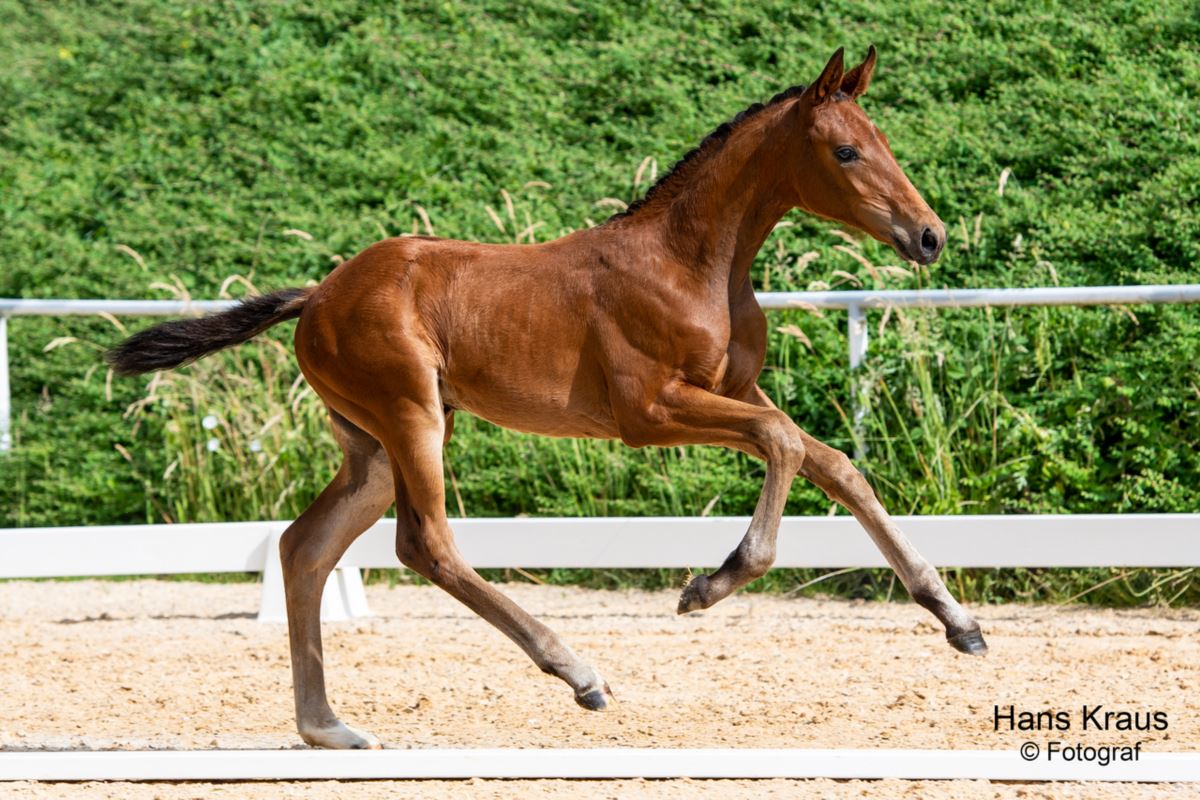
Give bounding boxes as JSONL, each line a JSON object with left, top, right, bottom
{"left": 2, "top": 747, "right": 1198, "bottom": 782}
{"left": 2, "top": 514, "right": 1197, "bottom": 620}
{"left": 3, "top": 514, "right": 1197, "bottom": 781}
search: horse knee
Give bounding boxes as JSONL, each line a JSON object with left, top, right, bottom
{"left": 762, "top": 414, "right": 806, "bottom": 473}
{"left": 826, "top": 449, "right": 855, "bottom": 481}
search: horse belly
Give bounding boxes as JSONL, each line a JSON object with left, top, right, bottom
{"left": 444, "top": 376, "right": 617, "bottom": 439}
{"left": 440, "top": 335, "right": 618, "bottom": 440}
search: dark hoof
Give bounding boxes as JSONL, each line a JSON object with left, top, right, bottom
{"left": 677, "top": 575, "right": 711, "bottom": 614}
{"left": 948, "top": 628, "right": 988, "bottom": 656}
{"left": 575, "top": 683, "right": 615, "bottom": 712}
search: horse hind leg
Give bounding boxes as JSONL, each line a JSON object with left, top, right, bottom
{"left": 280, "top": 410, "right": 394, "bottom": 749}
{"left": 379, "top": 384, "right": 614, "bottom": 711}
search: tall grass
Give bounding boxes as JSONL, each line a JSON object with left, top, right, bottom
{"left": 851, "top": 305, "right": 1199, "bottom": 605}
{"left": 816, "top": 245, "right": 1198, "bottom": 606}
{"left": 122, "top": 327, "right": 337, "bottom": 524}
{"left": 2, "top": 0, "right": 1195, "bottom": 606}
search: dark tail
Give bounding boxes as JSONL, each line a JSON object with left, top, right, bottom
{"left": 106, "top": 288, "right": 314, "bottom": 376}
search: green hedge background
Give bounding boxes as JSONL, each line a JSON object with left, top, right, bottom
{"left": 1, "top": 0, "right": 1197, "bottom": 602}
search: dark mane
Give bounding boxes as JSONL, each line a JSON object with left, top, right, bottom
{"left": 606, "top": 84, "right": 809, "bottom": 223}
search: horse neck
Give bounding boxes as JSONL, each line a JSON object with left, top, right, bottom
{"left": 640, "top": 107, "right": 798, "bottom": 293}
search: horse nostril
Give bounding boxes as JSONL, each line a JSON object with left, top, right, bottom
{"left": 920, "top": 227, "right": 939, "bottom": 255}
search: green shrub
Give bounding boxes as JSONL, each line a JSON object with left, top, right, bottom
{"left": 1, "top": 0, "right": 1197, "bottom": 605}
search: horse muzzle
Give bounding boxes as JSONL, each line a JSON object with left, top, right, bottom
{"left": 892, "top": 222, "right": 945, "bottom": 265}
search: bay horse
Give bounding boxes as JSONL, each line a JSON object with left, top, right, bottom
{"left": 109, "top": 46, "right": 986, "bottom": 750}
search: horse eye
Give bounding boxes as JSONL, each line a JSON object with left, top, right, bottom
{"left": 834, "top": 146, "right": 859, "bottom": 163}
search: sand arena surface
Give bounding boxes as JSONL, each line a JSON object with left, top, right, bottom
{"left": 0, "top": 580, "right": 1197, "bottom": 798}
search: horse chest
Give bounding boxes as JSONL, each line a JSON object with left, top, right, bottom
{"left": 717, "top": 294, "right": 769, "bottom": 396}
{"left": 671, "top": 307, "right": 765, "bottom": 397}
{"left": 714, "top": 334, "right": 765, "bottom": 397}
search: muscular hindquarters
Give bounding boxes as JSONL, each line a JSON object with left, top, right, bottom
{"left": 295, "top": 234, "right": 613, "bottom": 439}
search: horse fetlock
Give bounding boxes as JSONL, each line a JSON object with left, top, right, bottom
{"left": 910, "top": 574, "right": 982, "bottom": 639}
{"left": 909, "top": 585, "right": 943, "bottom": 614}
{"left": 734, "top": 542, "right": 775, "bottom": 579}
{"left": 536, "top": 655, "right": 579, "bottom": 681}
{"left": 911, "top": 582, "right": 988, "bottom": 655}
{"left": 908, "top": 567, "right": 957, "bottom": 613}
{"left": 299, "top": 720, "right": 382, "bottom": 750}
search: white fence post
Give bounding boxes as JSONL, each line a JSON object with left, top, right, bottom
{"left": 847, "top": 303, "right": 869, "bottom": 461}
{"left": 0, "top": 315, "right": 10, "bottom": 453}
{"left": 847, "top": 302, "right": 869, "bottom": 369}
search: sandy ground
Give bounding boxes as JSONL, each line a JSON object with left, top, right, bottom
{"left": 0, "top": 580, "right": 1197, "bottom": 798}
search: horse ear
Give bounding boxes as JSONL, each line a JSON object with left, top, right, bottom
{"left": 840, "top": 45, "right": 877, "bottom": 99}
{"left": 808, "top": 47, "right": 845, "bottom": 105}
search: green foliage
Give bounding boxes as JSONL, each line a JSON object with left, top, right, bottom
{"left": 1, "top": 0, "right": 1197, "bottom": 605}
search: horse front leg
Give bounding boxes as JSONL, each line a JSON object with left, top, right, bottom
{"left": 739, "top": 386, "right": 986, "bottom": 654}
{"left": 676, "top": 452, "right": 798, "bottom": 613}
{"left": 613, "top": 380, "right": 808, "bottom": 612}
{"left": 796, "top": 430, "right": 987, "bottom": 654}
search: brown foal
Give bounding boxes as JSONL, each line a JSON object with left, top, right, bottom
{"left": 110, "top": 46, "right": 986, "bottom": 750}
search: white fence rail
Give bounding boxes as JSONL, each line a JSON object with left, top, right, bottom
{"left": 5, "top": 747, "right": 1200, "bottom": 782}
{"left": 2, "top": 285, "right": 1200, "bottom": 452}
{"left": 2, "top": 514, "right": 1197, "bottom": 621}
{"left": 3, "top": 514, "right": 1198, "bottom": 784}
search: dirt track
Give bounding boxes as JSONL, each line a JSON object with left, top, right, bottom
{"left": 1, "top": 580, "right": 1197, "bottom": 798}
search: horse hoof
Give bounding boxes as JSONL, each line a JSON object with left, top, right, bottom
{"left": 300, "top": 722, "right": 382, "bottom": 750}
{"left": 947, "top": 628, "right": 988, "bottom": 656}
{"left": 575, "top": 683, "right": 616, "bottom": 712}
{"left": 677, "top": 575, "right": 711, "bottom": 614}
